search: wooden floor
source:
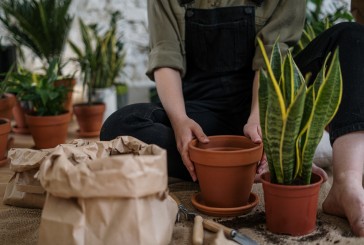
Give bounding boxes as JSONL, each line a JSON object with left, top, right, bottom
{"left": 0, "top": 117, "right": 99, "bottom": 211}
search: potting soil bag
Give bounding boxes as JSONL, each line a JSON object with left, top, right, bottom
{"left": 3, "top": 148, "right": 51, "bottom": 208}
{"left": 37, "top": 136, "right": 178, "bottom": 245}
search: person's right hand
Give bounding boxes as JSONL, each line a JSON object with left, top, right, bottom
{"left": 171, "top": 116, "right": 209, "bottom": 182}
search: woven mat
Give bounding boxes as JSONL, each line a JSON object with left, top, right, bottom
{"left": 0, "top": 207, "right": 41, "bottom": 245}
{"left": 1, "top": 179, "right": 364, "bottom": 245}
{"left": 168, "top": 180, "right": 364, "bottom": 245}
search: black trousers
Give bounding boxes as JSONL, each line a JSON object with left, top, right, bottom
{"left": 295, "top": 22, "right": 364, "bottom": 144}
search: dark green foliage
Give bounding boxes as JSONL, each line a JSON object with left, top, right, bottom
{"left": 6, "top": 59, "right": 68, "bottom": 116}
{"left": 0, "top": 0, "right": 73, "bottom": 71}
{"left": 69, "top": 11, "right": 125, "bottom": 105}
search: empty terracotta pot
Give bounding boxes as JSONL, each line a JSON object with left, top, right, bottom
{"left": 188, "top": 135, "right": 263, "bottom": 208}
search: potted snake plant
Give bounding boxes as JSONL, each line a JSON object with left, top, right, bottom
{"left": 257, "top": 39, "right": 342, "bottom": 236}
{"left": 69, "top": 11, "right": 125, "bottom": 137}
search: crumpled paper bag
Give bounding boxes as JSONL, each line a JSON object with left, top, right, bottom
{"left": 3, "top": 148, "right": 51, "bottom": 208}
{"left": 37, "top": 136, "right": 178, "bottom": 245}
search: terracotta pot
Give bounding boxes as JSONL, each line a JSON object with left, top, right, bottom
{"left": 260, "top": 172, "right": 323, "bottom": 236}
{"left": 0, "top": 118, "right": 11, "bottom": 166}
{"left": 73, "top": 103, "right": 105, "bottom": 137}
{"left": 0, "top": 93, "right": 16, "bottom": 120}
{"left": 55, "top": 78, "right": 76, "bottom": 113}
{"left": 188, "top": 135, "right": 263, "bottom": 208}
{"left": 11, "top": 98, "right": 30, "bottom": 134}
{"left": 25, "top": 112, "right": 72, "bottom": 149}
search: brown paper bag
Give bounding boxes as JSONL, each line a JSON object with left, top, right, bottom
{"left": 3, "top": 148, "right": 51, "bottom": 208}
{"left": 38, "top": 136, "right": 178, "bottom": 245}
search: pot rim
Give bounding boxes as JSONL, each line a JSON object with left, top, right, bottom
{"left": 260, "top": 171, "right": 323, "bottom": 189}
{"left": 188, "top": 135, "right": 263, "bottom": 166}
{"left": 188, "top": 135, "right": 262, "bottom": 154}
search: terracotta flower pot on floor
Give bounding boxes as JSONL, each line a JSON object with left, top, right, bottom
{"left": 0, "top": 93, "right": 16, "bottom": 120}
{"left": 55, "top": 78, "right": 76, "bottom": 113}
{"left": 11, "top": 99, "right": 30, "bottom": 134}
{"left": 73, "top": 103, "right": 105, "bottom": 138}
{"left": 260, "top": 172, "right": 323, "bottom": 236}
{"left": 0, "top": 118, "right": 12, "bottom": 166}
{"left": 188, "top": 135, "right": 263, "bottom": 215}
{"left": 25, "top": 112, "right": 72, "bottom": 149}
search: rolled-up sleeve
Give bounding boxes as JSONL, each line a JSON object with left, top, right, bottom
{"left": 146, "top": 0, "right": 184, "bottom": 81}
{"left": 253, "top": 0, "right": 306, "bottom": 70}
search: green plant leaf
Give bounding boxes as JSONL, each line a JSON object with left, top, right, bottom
{"left": 300, "top": 49, "right": 342, "bottom": 183}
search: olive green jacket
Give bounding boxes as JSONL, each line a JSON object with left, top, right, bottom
{"left": 146, "top": 0, "right": 306, "bottom": 80}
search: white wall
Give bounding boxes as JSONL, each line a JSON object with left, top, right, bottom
{"left": 1, "top": 0, "right": 153, "bottom": 104}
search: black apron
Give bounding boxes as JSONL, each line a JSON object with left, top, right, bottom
{"left": 183, "top": 5, "right": 256, "bottom": 132}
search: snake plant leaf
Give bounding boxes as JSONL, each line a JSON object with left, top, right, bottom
{"left": 258, "top": 39, "right": 287, "bottom": 183}
{"left": 300, "top": 49, "right": 342, "bottom": 183}
{"left": 259, "top": 70, "right": 276, "bottom": 182}
{"left": 282, "top": 54, "right": 305, "bottom": 107}
{"left": 270, "top": 40, "right": 282, "bottom": 87}
{"left": 281, "top": 80, "right": 306, "bottom": 184}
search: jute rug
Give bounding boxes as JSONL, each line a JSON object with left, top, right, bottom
{"left": 168, "top": 180, "right": 364, "bottom": 245}
{"left": 1, "top": 172, "right": 364, "bottom": 245}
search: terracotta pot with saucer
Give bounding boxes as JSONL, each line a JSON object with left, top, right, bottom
{"left": 73, "top": 102, "right": 105, "bottom": 138}
{"left": 188, "top": 135, "right": 263, "bottom": 216}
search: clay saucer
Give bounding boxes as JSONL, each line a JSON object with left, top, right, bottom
{"left": 191, "top": 192, "right": 259, "bottom": 217}
{"left": 76, "top": 129, "right": 100, "bottom": 138}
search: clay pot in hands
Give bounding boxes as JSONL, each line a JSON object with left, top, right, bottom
{"left": 188, "top": 135, "right": 263, "bottom": 208}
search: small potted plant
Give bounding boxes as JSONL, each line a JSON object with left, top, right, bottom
{"left": 257, "top": 39, "right": 342, "bottom": 236}
{"left": 69, "top": 11, "right": 125, "bottom": 137}
{"left": 8, "top": 59, "right": 71, "bottom": 149}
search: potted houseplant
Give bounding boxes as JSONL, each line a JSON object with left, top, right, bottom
{"left": 69, "top": 11, "right": 125, "bottom": 137}
{"left": 257, "top": 39, "right": 342, "bottom": 235}
{"left": 8, "top": 59, "right": 71, "bottom": 149}
{"left": 0, "top": 0, "right": 76, "bottom": 112}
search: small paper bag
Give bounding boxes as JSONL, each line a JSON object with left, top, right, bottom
{"left": 38, "top": 136, "right": 178, "bottom": 245}
{"left": 3, "top": 148, "right": 51, "bottom": 208}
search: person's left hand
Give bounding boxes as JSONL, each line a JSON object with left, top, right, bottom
{"left": 243, "top": 121, "right": 268, "bottom": 181}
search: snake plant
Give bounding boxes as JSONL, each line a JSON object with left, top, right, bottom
{"left": 258, "top": 39, "right": 342, "bottom": 185}
{"left": 69, "top": 11, "right": 125, "bottom": 105}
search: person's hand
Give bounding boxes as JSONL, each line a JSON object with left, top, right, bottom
{"left": 243, "top": 120, "right": 268, "bottom": 181}
{"left": 172, "top": 117, "right": 209, "bottom": 182}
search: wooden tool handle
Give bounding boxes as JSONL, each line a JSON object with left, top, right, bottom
{"left": 203, "top": 219, "right": 234, "bottom": 238}
{"left": 192, "top": 215, "right": 204, "bottom": 245}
